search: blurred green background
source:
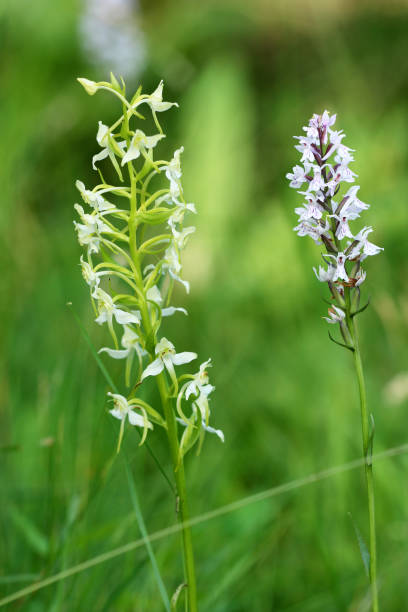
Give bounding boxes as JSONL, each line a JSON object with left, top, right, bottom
{"left": 1, "top": 0, "right": 408, "bottom": 610}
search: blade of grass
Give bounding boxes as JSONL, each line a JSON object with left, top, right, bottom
{"left": 124, "top": 457, "right": 170, "bottom": 611}
{"left": 2, "top": 442, "right": 407, "bottom": 607}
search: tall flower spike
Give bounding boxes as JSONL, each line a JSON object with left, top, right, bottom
{"left": 75, "top": 76, "right": 223, "bottom": 610}
{"left": 287, "top": 110, "right": 381, "bottom": 610}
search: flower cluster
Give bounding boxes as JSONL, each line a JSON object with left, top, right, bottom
{"left": 287, "top": 111, "right": 383, "bottom": 343}
{"left": 75, "top": 75, "right": 223, "bottom": 454}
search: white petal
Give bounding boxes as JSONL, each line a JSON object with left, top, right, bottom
{"left": 99, "top": 347, "right": 130, "bottom": 360}
{"left": 92, "top": 148, "right": 109, "bottom": 170}
{"left": 172, "top": 352, "right": 197, "bottom": 366}
{"left": 114, "top": 309, "right": 141, "bottom": 325}
{"left": 162, "top": 306, "right": 188, "bottom": 317}
{"left": 109, "top": 408, "right": 124, "bottom": 421}
{"left": 204, "top": 424, "right": 225, "bottom": 442}
{"left": 141, "top": 358, "right": 164, "bottom": 380}
{"left": 128, "top": 410, "right": 153, "bottom": 428}
{"left": 95, "top": 311, "right": 109, "bottom": 325}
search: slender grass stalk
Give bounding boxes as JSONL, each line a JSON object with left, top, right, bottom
{"left": 348, "top": 315, "right": 378, "bottom": 611}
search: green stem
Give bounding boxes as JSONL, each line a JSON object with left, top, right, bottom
{"left": 127, "top": 161, "right": 198, "bottom": 611}
{"left": 156, "top": 374, "right": 198, "bottom": 612}
{"left": 347, "top": 312, "right": 379, "bottom": 611}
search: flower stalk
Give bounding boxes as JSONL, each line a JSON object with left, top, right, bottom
{"left": 287, "top": 111, "right": 382, "bottom": 610}
{"left": 75, "top": 75, "right": 224, "bottom": 610}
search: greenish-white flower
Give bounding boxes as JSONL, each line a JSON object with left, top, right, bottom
{"left": 94, "top": 288, "right": 141, "bottom": 326}
{"left": 108, "top": 392, "right": 152, "bottom": 428}
{"left": 76, "top": 180, "right": 116, "bottom": 212}
{"left": 121, "top": 129, "right": 165, "bottom": 166}
{"left": 137, "top": 80, "right": 178, "bottom": 113}
{"left": 141, "top": 337, "right": 196, "bottom": 386}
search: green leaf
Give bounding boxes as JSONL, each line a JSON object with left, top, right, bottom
{"left": 124, "top": 460, "right": 170, "bottom": 612}
{"left": 170, "top": 582, "right": 187, "bottom": 611}
{"left": 348, "top": 512, "right": 370, "bottom": 577}
{"left": 8, "top": 504, "right": 49, "bottom": 557}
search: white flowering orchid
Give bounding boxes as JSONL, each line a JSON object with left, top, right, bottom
{"left": 136, "top": 80, "right": 178, "bottom": 113}
{"left": 349, "top": 227, "right": 384, "bottom": 260}
{"left": 94, "top": 288, "right": 141, "bottom": 327}
{"left": 313, "top": 264, "right": 336, "bottom": 283}
{"left": 121, "top": 129, "right": 165, "bottom": 166}
{"left": 162, "top": 244, "right": 190, "bottom": 293}
{"left": 92, "top": 121, "right": 126, "bottom": 176}
{"left": 286, "top": 164, "right": 310, "bottom": 189}
{"left": 288, "top": 111, "right": 381, "bottom": 607}
{"left": 75, "top": 78, "right": 221, "bottom": 544}
{"left": 184, "top": 359, "right": 215, "bottom": 400}
{"left": 141, "top": 337, "right": 196, "bottom": 388}
{"left": 76, "top": 180, "right": 116, "bottom": 212}
{"left": 287, "top": 109, "right": 382, "bottom": 330}
{"left": 80, "top": 255, "right": 104, "bottom": 290}
{"left": 107, "top": 392, "right": 153, "bottom": 452}
{"left": 100, "top": 326, "right": 147, "bottom": 387}
{"left": 74, "top": 204, "right": 110, "bottom": 254}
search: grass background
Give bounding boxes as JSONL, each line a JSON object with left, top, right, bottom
{"left": 1, "top": 0, "right": 408, "bottom": 610}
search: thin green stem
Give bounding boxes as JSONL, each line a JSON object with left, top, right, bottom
{"left": 347, "top": 312, "right": 379, "bottom": 611}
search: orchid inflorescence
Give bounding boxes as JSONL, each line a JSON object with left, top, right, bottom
{"left": 75, "top": 75, "right": 223, "bottom": 456}
{"left": 287, "top": 110, "right": 383, "bottom": 348}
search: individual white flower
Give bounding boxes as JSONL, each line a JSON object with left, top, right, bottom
{"left": 99, "top": 325, "right": 146, "bottom": 360}
{"left": 108, "top": 392, "right": 152, "bottom": 428}
{"left": 286, "top": 164, "right": 311, "bottom": 189}
{"left": 170, "top": 225, "right": 196, "bottom": 249}
{"left": 137, "top": 80, "right": 178, "bottom": 113}
{"left": 294, "top": 137, "right": 315, "bottom": 163}
{"left": 308, "top": 166, "right": 325, "bottom": 192}
{"left": 184, "top": 359, "right": 215, "bottom": 400}
{"left": 121, "top": 129, "right": 165, "bottom": 166}
{"left": 330, "top": 212, "right": 354, "bottom": 240}
{"left": 161, "top": 147, "right": 184, "bottom": 200}
{"left": 76, "top": 180, "right": 116, "bottom": 212}
{"left": 293, "top": 219, "right": 330, "bottom": 244}
{"left": 349, "top": 227, "right": 383, "bottom": 259}
{"left": 141, "top": 337, "right": 196, "bottom": 387}
{"left": 355, "top": 269, "right": 367, "bottom": 286}
{"left": 146, "top": 285, "right": 187, "bottom": 317}
{"left": 94, "top": 288, "right": 141, "bottom": 326}
{"left": 326, "top": 252, "right": 349, "bottom": 282}
{"left": 80, "top": 255, "right": 105, "bottom": 289}
{"left": 92, "top": 121, "right": 126, "bottom": 172}
{"left": 295, "top": 192, "right": 323, "bottom": 220}
{"left": 343, "top": 186, "right": 370, "bottom": 217}
{"left": 324, "top": 305, "right": 346, "bottom": 324}
{"left": 313, "top": 264, "right": 336, "bottom": 283}
{"left": 162, "top": 244, "right": 190, "bottom": 293}
{"left": 100, "top": 326, "right": 147, "bottom": 386}
{"left": 167, "top": 200, "right": 197, "bottom": 227}
{"left": 74, "top": 204, "right": 110, "bottom": 254}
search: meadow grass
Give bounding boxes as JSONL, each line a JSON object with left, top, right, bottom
{"left": 1, "top": 2, "right": 408, "bottom": 610}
